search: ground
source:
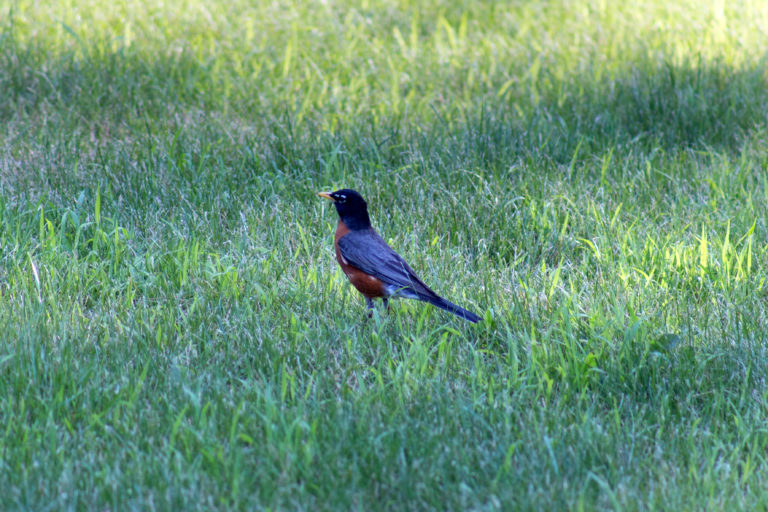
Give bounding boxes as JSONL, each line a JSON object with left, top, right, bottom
{"left": 2, "top": 0, "right": 768, "bottom": 509}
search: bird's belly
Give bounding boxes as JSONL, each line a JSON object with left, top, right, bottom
{"left": 342, "top": 265, "right": 389, "bottom": 298}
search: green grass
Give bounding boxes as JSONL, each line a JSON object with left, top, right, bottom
{"left": 2, "top": 0, "right": 768, "bottom": 509}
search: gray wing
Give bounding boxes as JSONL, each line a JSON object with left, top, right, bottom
{"left": 337, "top": 229, "right": 438, "bottom": 299}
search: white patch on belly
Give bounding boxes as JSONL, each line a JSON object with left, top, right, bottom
{"left": 387, "top": 285, "right": 419, "bottom": 299}
{"left": 383, "top": 284, "right": 399, "bottom": 297}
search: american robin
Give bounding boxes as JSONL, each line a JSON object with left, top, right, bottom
{"left": 318, "top": 189, "right": 481, "bottom": 323}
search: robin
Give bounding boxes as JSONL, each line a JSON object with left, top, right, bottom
{"left": 318, "top": 189, "right": 481, "bottom": 323}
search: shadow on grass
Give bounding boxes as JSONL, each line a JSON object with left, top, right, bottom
{"left": 2, "top": 26, "right": 766, "bottom": 152}
{"left": 1, "top": 29, "right": 767, "bottom": 213}
{"left": 425, "top": 56, "right": 768, "bottom": 168}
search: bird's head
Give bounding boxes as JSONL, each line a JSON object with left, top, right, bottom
{"left": 318, "top": 188, "right": 371, "bottom": 230}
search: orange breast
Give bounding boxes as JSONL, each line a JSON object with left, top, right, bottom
{"left": 334, "top": 220, "right": 388, "bottom": 298}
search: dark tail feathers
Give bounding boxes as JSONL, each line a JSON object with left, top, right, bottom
{"left": 422, "top": 295, "right": 481, "bottom": 323}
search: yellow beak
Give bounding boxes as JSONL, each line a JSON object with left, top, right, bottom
{"left": 317, "top": 191, "right": 335, "bottom": 201}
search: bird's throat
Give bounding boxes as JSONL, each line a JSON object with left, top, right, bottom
{"left": 339, "top": 212, "right": 371, "bottom": 231}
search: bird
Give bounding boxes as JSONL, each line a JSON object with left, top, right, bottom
{"left": 318, "top": 188, "right": 481, "bottom": 323}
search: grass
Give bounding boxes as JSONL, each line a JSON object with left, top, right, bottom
{"left": 2, "top": 0, "right": 768, "bottom": 509}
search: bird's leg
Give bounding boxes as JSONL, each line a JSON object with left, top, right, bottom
{"left": 365, "top": 297, "right": 375, "bottom": 318}
{"left": 382, "top": 297, "right": 390, "bottom": 313}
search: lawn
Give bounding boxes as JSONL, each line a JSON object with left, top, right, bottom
{"left": 2, "top": 0, "right": 768, "bottom": 509}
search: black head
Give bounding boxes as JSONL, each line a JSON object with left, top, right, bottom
{"left": 318, "top": 188, "right": 371, "bottom": 230}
